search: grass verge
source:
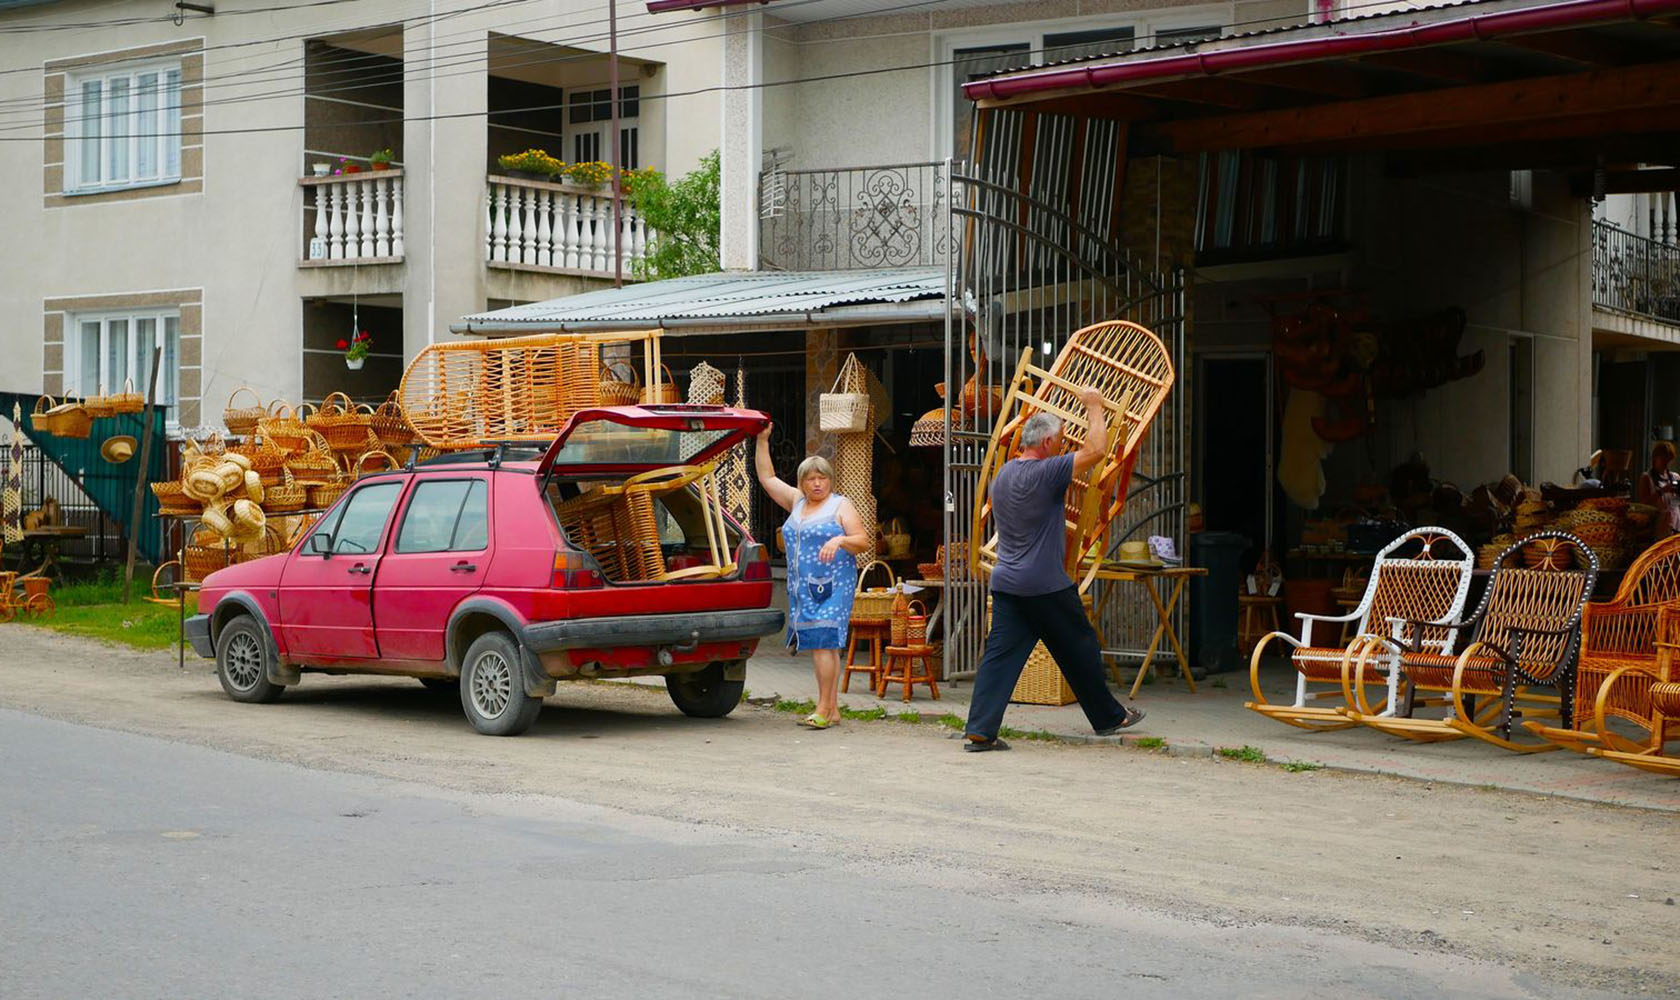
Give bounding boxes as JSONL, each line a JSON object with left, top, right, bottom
{"left": 10, "top": 569, "right": 191, "bottom": 652}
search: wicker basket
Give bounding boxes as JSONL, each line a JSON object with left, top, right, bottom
{"left": 309, "top": 392, "right": 375, "bottom": 452}
{"left": 46, "top": 398, "right": 92, "bottom": 439}
{"left": 917, "top": 561, "right": 943, "bottom": 580}
{"left": 853, "top": 559, "right": 897, "bottom": 619}
{"left": 285, "top": 445, "right": 340, "bottom": 482}
{"left": 28, "top": 395, "right": 57, "bottom": 436}
{"left": 904, "top": 600, "right": 928, "bottom": 645}
{"left": 370, "top": 391, "right": 415, "bottom": 448}
{"left": 818, "top": 371, "right": 870, "bottom": 432}
{"left": 257, "top": 402, "right": 311, "bottom": 454}
{"left": 224, "top": 386, "right": 266, "bottom": 437}
{"left": 110, "top": 377, "right": 144, "bottom": 414}
{"left": 1012, "top": 643, "right": 1079, "bottom": 705}
{"left": 350, "top": 449, "right": 398, "bottom": 479}
{"left": 641, "top": 364, "right": 681, "bottom": 406}
{"left": 306, "top": 480, "right": 348, "bottom": 509}
{"left": 82, "top": 386, "right": 116, "bottom": 420}
{"left": 228, "top": 440, "right": 288, "bottom": 486}
{"left": 599, "top": 361, "right": 642, "bottom": 406}
{"left": 687, "top": 361, "right": 726, "bottom": 406}
{"left": 150, "top": 480, "right": 200, "bottom": 515}
{"left": 184, "top": 542, "right": 239, "bottom": 582}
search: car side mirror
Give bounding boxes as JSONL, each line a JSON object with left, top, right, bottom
{"left": 309, "top": 533, "right": 333, "bottom": 556}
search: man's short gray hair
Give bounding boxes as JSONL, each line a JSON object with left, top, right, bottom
{"left": 796, "top": 455, "right": 834, "bottom": 484}
{"left": 1020, "top": 413, "right": 1063, "bottom": 450}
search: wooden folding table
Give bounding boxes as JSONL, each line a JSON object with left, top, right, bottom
{"left": 1086, "top": 563, "right": 1208, "bottom": 698}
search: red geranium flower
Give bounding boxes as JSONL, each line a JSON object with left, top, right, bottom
{"left": 336, "top": 338, "right": 350, "bottom": 350}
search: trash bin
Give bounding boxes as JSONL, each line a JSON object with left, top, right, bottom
{"left": 1190, "top": 531, "right": 1248, "bottom": 674}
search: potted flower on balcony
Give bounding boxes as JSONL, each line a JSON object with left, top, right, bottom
{"left": 497, "top": 148, "right": 564, "bottom": 182}
{"left": 563, "top": 160, "right": 614, "bottom": 189}
{"left": 369, "top": 148, "right": 394, "bottom": 172}
{"left": 340, "top": 330, "right": 372, "bottom": 370}
{"left": 337, "top": 156, "right": 362, "bottom": 175}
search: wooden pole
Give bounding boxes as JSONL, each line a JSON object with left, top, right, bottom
{"left": 609, "top": 0, "right": 623, "bottom": 288}
{"left": 123, "top": 346, "right": 163, "bottom": 604}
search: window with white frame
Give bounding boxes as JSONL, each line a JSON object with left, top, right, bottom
{"left": 66, "top": 60, "right": 183, "bottom": 192}
{"left": 938, "top": 7, "right": 1231, "bottom": 158}
{"left": 66, "top": 311, "right": 181, "bottom": 410}
{"left": 568, "top": 84, "right": 640, "bottom": 168}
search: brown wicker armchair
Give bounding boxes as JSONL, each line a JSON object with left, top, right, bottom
{"left": 1528, "top": 534, "right": 1680, "bottom": 754}
{"left": 1346, "top": 532, "right": 1597, "bottom": 753}
{"left": 1246, "top": 528, "right": 1473, "bottom": 730}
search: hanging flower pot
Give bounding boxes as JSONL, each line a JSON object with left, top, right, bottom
{"left": 340, "top": 330, "right": 372, "bottom": 371}
{"left": 345, "top": 358, "right": 365, "bottom": 371}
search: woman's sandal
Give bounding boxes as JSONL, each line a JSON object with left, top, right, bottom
{"left": 798, "top": 713, "right": 835, "bottom": 730}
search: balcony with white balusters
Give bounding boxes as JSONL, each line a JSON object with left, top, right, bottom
{"left": 299, "top": 169, "right": 404, "bottom": 265}
{"left": 486, "top": 175, "right": 652, "bottom": 277}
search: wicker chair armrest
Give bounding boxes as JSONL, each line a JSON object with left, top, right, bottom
{"left": 1294, "top": 609, "right": 1362, "bottom": 625}
{"left": 1503, "top": 622, "right": 1579, "bottom": 640}
{"left": 1388, "top": 614, "right": 1472, "bottom": 632}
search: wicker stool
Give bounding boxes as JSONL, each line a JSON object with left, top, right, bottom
{"left": 881, "top": 644, "right": 941, "bottom": 703}
{"left": 843, "top": 619, "right": 890, "bottom": 695}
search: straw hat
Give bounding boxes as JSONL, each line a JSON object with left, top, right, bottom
{"left": 99, "top": 435, "right": 137, "bottom": 463}
{"left": 1117, "top": 539, "right": 1161, "bottom": 567}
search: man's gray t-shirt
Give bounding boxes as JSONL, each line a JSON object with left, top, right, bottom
{"left": 988, "top": 453, "right": 1076, "bottom": 596}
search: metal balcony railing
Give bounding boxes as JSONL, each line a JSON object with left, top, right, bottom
{"left": 758, "top": 161, "right": 952, "bottom": 271}
{"left": 1594, "top": 220, "right": 1680, "bottom": 325}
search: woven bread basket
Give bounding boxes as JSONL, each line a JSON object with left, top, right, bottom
{"left": 257, "top": 402, "right": 311, "bottom": 454}
{"left": 46, "top": 399, "right": 92, "bottom": 439}
{"left": 641, "top": 364, "right": 682, "bottom": 406}
{"left": 818, "top": 369, "right": 871, "bottom": 433}
{"left": 28, "top": 395, "right": 57, "bottom": 435}
{"left": 598, "top": 362, "right": 642, "bottom": 407}
{"left": 82, "top": 386, "right": 116, "bottom": 420}
{"left": 110, "top": 378, "right": 144, "bottom": 415}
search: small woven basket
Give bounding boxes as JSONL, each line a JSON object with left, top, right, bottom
{"left": 905, "top": 600, "right": 928, "bottom": 645}
{"left": 224, "top": 386, "right": 266, "bottom": 437}
{"left": 818, "top": 371, "right": 870, "bottom": 433}
{"left": 306, "top": 480, "right": 348, "bottom": 509}
{"left": 257, "top": 402, "right": 311, "bottom": 454}
{"left": 150, "top": 480, "right": 200, "bottom": 515}
{"left": 82, "top": 386, "right": 116, "bottom": 420}
{"left": 28, "top": 395, "right": 57, "bottom": 436}
{"left": 184, "top": 542, "right": 239, "bottom": 582}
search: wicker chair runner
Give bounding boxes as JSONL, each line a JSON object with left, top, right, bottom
{"left": 1291, "top": 559, "right": 1468, "bottom": 683}
{"left": 550, "top": 464, "right": 732, "bottom": 584}
{"left": 971, "top": 320, "right": 1175, "bottom": 590}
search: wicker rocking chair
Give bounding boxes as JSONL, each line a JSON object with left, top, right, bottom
{"left": 1346, "top": 532, "right": 1597, "bottom": 753}
{"left": 1591, "top": 640, "right": 1680, "bottom": 776}
{"left": 1246, "top": 527, "right": 1473, "bottom": 731}
{"left": 1527, "top": 534, "right": 1680, "bottom": 754}
{"left": 970, "top": 320, "right": 1175, "bottom": 590}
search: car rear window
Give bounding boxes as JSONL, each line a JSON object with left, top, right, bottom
{"left": 549, "top": 418, "right": 735, "bottom": 468}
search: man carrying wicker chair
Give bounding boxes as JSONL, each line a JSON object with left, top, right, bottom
{"left": 962, "top": 388, "right": 1146, "bottom": 752}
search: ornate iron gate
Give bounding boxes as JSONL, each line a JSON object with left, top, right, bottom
{"left": 940, "top": 156, "right": 1188, "bottom": 681}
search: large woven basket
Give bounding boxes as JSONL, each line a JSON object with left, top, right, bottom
{"left": 150, "top": 480, "right": 200, "bottom": 515}
{"left": 257, "top": 402, "right": 311, "bottom": 454}
{"left": 369, "top": 391, "right": 415, "bottom": 448}
{"left": 853, "top": 559, "right": 897, "bottom": 620}
{"left": 264, "top": 468, "right": 308, "bottom": 513}
{"left": 641, "top": 364, "right": 681, "bottom": 406}
{"left": 223, "top": 386, "right": 266, "bottom": 437}
{"left": 996, "top": 594, "right": 1094, "bottom": 706}
{"left": 819, "top": 383, "right": 870, "bottom": 432}
{"left": 599, "top": 361, "right": 642, "bottom": 407}
{"left": 46, "top": 398, "right": 92, "bottom": 439}
{"left": 82, "top": 387, "right": 116, "bottom": 420}
{"left": 110, "top": 377, "right": 144, "bottom": 414}
{"left": 309, "top": 392, "right": 375, "bottom": 453}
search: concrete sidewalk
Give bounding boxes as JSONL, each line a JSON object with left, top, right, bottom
{"left": 676, "top": 652, "right": 1680, "bottom": 813}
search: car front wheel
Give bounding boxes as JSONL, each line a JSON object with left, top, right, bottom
{"left": 215, "top": 615, "right": 285, "bottom": 704}
{"left": 666, "top": 661, "right": 745, "bottom": 719}
{"left": 459, "top": 632, "right": 542, "bottom": 736}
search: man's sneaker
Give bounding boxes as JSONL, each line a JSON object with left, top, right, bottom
{"left": 1094, "top": 707, "right": 1146, "bottom": 736}
{"left": 963, "top": 735, "right": 1012, "bottom": 752}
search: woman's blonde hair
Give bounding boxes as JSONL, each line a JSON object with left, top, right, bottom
{"left": 1654, "top": 441, "right": 1676, "bottom": 466}
{"left": 796, "top": 455, "right": 834, "bottom": 485}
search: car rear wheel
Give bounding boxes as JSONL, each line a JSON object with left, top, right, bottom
{"left": 666, "top": 661, "right": 744, "bottom": 719}
{"left": 459, "top": 632, "right": 542, "bottom": 736}
{"left": 215, "top": 615, "right": 284, "bottom": 704}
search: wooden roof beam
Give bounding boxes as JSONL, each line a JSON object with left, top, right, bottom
{"left": 1228, "top": 64, "right": 1375, "bottom": 100}
{"left": 1495, "top": 30, "right": 1646, "bottom": 66}
{"left": 1355, "top": 48, "right": 1500, "bottom": 85}
{"left": 1140, "top": 60, "right": 1680, "bottom": 153}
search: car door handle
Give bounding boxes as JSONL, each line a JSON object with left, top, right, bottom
{"left": 450, "top": 562, "right": 478, "bottom": 573}
{"left": 347, "top": 564, "right": 372, "bottom": 576}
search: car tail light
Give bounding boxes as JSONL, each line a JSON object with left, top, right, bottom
{"left": 740, "top": 542, "right": 771, "bottom": 581}
{"left": 552, "top": 550, "right": 603, "bottom": 589}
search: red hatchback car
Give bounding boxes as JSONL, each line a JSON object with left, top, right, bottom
{"left": 185, "top": 405, "right": 784, "bottom": 735}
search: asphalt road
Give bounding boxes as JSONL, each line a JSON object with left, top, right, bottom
{"left": 0, "top": 708, "right": 1634, "bottom": 1000}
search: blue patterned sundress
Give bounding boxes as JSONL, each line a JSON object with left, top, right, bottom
{"left": 782, "top": 494, "right": 858, "bottom": 652}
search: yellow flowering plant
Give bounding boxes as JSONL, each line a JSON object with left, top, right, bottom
{"left": 563, "top": 160, "right": 615, "bottom": 186}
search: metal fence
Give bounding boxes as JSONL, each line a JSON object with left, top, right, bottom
{"left": 759, "top": 161, "right": 953, "bottom": 271}
{"left": 941, "top": 158, "right": 1188, "bottom": 681}
{"left": 1594, "top": 220, "right": 1680, "bottom": 324}
{"left": 0, "top": 442, "right": 122, "bottom": 566}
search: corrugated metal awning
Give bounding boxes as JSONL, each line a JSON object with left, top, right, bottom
{"left": 452, "top": 268, "right": 947, "bottom": 334}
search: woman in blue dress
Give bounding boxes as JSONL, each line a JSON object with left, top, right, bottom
{"left": 755, "top": 423, "right": 871, "bottom": 730}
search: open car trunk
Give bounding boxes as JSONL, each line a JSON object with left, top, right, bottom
{"left": 539, "top": 405, "right": 768, "bottom": 584}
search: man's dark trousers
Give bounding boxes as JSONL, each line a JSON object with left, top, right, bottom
{"left": 965, "top": 586, "right": 1128, "bottom": 740}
